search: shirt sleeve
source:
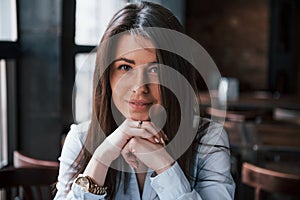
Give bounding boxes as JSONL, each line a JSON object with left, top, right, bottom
{"left": 149, "top": 121, "right": 235, "bottom": 200}
{"left": 150, "top": 162, "right": 203, "bottom": 200}
{"left": 54, "top": 121, "right": 107, "bottom": 200}
{"left": 193, "top": 123, "right": 235, "bottom": 199}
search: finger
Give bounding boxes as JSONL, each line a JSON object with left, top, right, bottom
{"left": 141, "top": 121, "right": 167, "bottom": 140}
{"left": 124, "top": 156, "right": 138, "bottom": 166}
{"left": 118, "top": 119, "right": 155, "bottom": 139}
{"left": 123, "top": 152, "right": 137, "bottom": 162}
{"left": 121, "top": 147, "right": 139, "bottom": 168}
{"left": 123, "top": 155, "right": 138, "bottom": 169}
{"left": 129, "top": 160, "right": 139, "bottom": 169}
{"left": 161, "top": 131, "right": 169, "bottom": 141}
{"left": 122, "top": 119, "right": 166, "bottom": 144}
{"left": 160, "top": 137, "right": 166, "bottom": 147}
{"left": 131, "top": 120, "right": 162, "bottom": 143}
{"left": 121, "top": 144, "right": 135, "bottom": 156}
{"left": 125, "top": 120, "right": 160, "bottom": 143}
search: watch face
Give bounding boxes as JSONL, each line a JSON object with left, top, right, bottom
{"left": 75, "top": 176, "right": 90, "bottom": 192}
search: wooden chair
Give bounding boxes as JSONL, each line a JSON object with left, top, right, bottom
{"left": 13, "top": 150, "right": 59, "bottom": 168}
{"left": 11, "top": 151, "right": 59, "bottom": 199}
{"left": 206, "top": 107, "right": 272, "bottom": 123}
{"left": 242, "top": 162, "right": 300, "bottom": 200}
{"left": 273, "top": 108, "right": 300, "bottom": 125}
{"left": 0, "top": 167, "right": 58, "bottom": 200}
{"left": 253, "top": 122, "right": 300, "bottom": 147}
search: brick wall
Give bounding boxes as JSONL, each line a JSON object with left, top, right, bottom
{"left": 186, "top": 0, "right": 269, "bottom": 91}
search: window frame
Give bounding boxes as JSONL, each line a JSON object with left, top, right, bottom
{"left": 0, "top": 0, "right": 20, "bottom": 167}
{"left": 61, "top": 0, "right": 96, "bottom": 128}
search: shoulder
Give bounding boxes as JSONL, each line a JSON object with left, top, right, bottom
{"left": 59, "top": 121, "right": 91, "bottom": 162}
{"left": 66, "top": 120, "right": 91, "bottom": 145}
{"left": 191, "top": 118, "right": 233, "bottom": 184}
{"left": 196, "top": 117, "right": 230, "bottom": 148}
{"left": 55, "top": 121, "right": 92, "bottom": 198}
{"left": 192, "top": 117, "right": 231, "bottom": 163}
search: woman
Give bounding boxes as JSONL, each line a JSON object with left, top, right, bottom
{"left": 54, "top": 2, "right": 235, "bottom": 199}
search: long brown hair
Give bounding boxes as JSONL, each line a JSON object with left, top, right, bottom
{"left": 73, "top": 2, "right": 201, "bottom": 199}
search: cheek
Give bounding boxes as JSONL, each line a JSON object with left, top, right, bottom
{"left": 111, "top": 81, "right": 130, "bottom": 110}
{"left": 150, "top": 84, "right": 162, "bottom": 104}
{"left": 111, "top": 76, "right": 125, "bottom": 98}
{"left": 111, "top": 89, "right": 124, "bottom": 109}
{"left": 110, "top": 74, "right": 131, "bottom": 95}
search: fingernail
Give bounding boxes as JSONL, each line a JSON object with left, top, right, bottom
{"left": 161, "top": 138, "right": 166, "bottom": 146}
{"left": 164, "top": 134, "right": 169, "bottom": 141}
{"left": 131, "top": 149, "right": 136, "bottom": 153}
{"left": 154, "top": 138, "right": 160, "bottom": 143}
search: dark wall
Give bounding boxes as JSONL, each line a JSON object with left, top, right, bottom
{"left": 186, "top": 0, "right": 300, "bottom": 93}
{"left": 18, "top": 0, "right": 62, "bottom": 160}
{"left": 186, "top": 0, "right": 269, "bottom": 91}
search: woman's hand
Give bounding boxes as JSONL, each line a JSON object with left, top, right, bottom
{"left": 93, "top": 119, "right": 167, "bottom": 166}
{"left": 121, "top": 137, "right": 174, "bottom": 174}
{"left": 114, "top": 119, "right": 167, "bottom": 147}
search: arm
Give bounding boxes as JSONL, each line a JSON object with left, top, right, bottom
{"left": 54, "top": 122, "right": 107, "bottom": 200}
{"left": 55, "top": 120, "right": 164, "bottom": 199}
{"left": 83, "top": 119, "right": 165, "bottom": 185}
{"left": 191, "top": 125, "right": 235, "bottom": 199}
{"left": 136, "top": 122, "right": 235, "bottom": 199}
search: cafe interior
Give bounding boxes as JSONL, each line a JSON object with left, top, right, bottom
{"left": 0, "top": 0, "right": 299, "bottom": 199}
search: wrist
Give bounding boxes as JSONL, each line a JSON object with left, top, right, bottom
{"left": 91, "top": 154, "right": 112, "bottom": 167}
{"left": 83, "top": 155, "right": 109, "bottom": 187}
{"left": 93, "top": 139, "right": 121, "bottom": 165}
{"left": 75, "top": 174, "right": 107, "bottom": 195}
{"left": 155, "top": 161, "right": 175, "bottom": 174}
{"left": 109, "top": 129, "right": 130, "bottom": 149}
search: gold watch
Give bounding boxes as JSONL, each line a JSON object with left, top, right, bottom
{"left": 75, "top": 174, "right": 107, "bottom": 195}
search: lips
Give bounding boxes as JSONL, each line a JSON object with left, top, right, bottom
{"left": 127, "top": 100, "right": 152, "bottom": 111}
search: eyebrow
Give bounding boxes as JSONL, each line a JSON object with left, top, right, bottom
{"left": 112, "top": 58, "right": 158, "bottom": 66}
{"left": 112, "top": 57, "right": 135, "bottom": 65}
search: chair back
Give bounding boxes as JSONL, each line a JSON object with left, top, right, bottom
{"left": 273, "top": 108, "right": 300, "bottom": 125}
{"left": 242, "top": 162, "right": 300, "bottom": 200}
{"left": 13, "top": 150, "right": 59, "bottom": 168}
{"left": 10, "top": 150, "right": 59, "bottom": 199}
{"left": 0, "top": 167, "right": 58, "bottom": 200}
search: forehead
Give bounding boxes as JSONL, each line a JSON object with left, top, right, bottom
{"left": 115, "top": 34, "right": 156, "bottom": 58}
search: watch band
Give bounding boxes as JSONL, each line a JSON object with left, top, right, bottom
{"left": 87, "top": 176, "right": 107, "bottom": 195}
{"left": 75, "top": 174, "right": 107, "bottom": 195}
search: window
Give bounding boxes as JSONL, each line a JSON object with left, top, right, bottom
{"left": 0, "top": 0, "right": 18, "bottom": 168}
{"left": 71, "top": 0, "right": 127, "bottom": 123}
{"left": 75, "top": 0, "right": 127, "bottom": 45}
{"left": 0, "top": 60, "right": 8, "bottom": 168}
{"left": 74, "top": 53, "right": 96, "bottom": 123}
{"left": 0, "top": 0, "right": 18, "bottom": 41}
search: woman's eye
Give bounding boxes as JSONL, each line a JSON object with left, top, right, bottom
{"left": 149, "top": 66, "right": 158, "bottom": 73}
{"left": 118, "top": 65, "right": 132, "bottom": 71}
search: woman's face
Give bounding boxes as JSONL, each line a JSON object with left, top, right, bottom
{"left": 110, "top": 34, "right": 162, "bottom": 121}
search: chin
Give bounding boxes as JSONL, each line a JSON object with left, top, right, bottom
{"left": 128, "top": 113, "right": 150, "bottom": 121}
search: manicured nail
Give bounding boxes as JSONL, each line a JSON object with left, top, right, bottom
{"left": 164, "top": 134, "right": 169, "bottom": 141}
{"left": 161, "top": 138, "right": 166, "bottom": 146}
{"left": 154, "top": 138, "right": 160, "bottom": 143}
{"left": 134, "top": 162, "right": 139, "bottom": 169}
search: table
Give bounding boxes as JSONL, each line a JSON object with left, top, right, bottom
{"left": 199, "top": 91, "right": 300, "bottom": 110}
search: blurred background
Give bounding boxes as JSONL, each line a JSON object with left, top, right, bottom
{"left": 0, "top": 0, "right": 299, "bottom": 199}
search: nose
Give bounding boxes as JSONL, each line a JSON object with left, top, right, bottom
{"left": 131, "top": 68, "right": 149, "bottom": 94}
